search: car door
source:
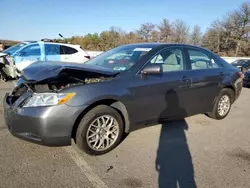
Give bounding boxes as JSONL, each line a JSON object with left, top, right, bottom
{"left": 130, "top": 47, "right": 193, "bottom": 124}
{"left": 14, "top": 43, "right": 41, "bottom": 71}
{"left": 44, "top": 44, "right": 61, "bottom": 61}
{"left": 182, "top": 47, "right": 224, "bottom": 114}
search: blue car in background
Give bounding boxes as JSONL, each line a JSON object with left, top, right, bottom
{"left": 0, "top": 40, "right": 90, "bottom": 80}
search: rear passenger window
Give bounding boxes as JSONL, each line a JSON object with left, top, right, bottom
{"left": 150, "top": 48, "right": 184, "bottom": 72}
{"left": 188, "top": 49, "right": 221, "bottom": 70}
{"left": 61, "top": 45, "right": 78, "bottom": 54}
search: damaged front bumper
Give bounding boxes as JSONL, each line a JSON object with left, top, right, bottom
{"left": 3, "top": 61, "right": 116, "bottom": 145}
{"left": 3, "top": 90, "right": 86, "bottom": 146}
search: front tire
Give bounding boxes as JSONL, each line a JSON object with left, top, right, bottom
{"left": 76, "top": 105, "right": 124, "bottom": 155}
{"left": 206, "top": 88, "right": 234, "bottom": 120}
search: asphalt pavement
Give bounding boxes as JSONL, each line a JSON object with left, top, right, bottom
{"left": 0, "top": 81, "right": 250, "bottom": 188}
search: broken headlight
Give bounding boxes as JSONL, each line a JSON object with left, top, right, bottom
{"left": 22, "top": 93, "right": 75, "bottom": 107}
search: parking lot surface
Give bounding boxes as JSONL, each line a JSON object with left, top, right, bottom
{"left": 0, "top": 81, "right": 250, "bottom": 188}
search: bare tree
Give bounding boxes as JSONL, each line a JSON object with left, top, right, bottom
{"left": 171, "top": 19, "right": 189, "bottom": 43}
{"left": 212, "top": 20, "right": 224, "bottom": 53}
{"left": 233, "top": 2, "right": 250, "bottom": 56}
{"left": 67, "top": 1, "right": 249, "bottom": 56}
{"left": 120, "top": 31, "right": 142, "bottom": 44}
{"left": 137, "top": 22, "right": 156, "bottom": 42}
{"left": 158, "top": 18, "right": 172, "bottom": 42}
{"left": 202, "top": 27, "right": 223, "bottom": 54}
{"left": 202, "top": 1, "right": 250, "bottom": 56}
{"left": 189, "top": 25, "right": 202, "bottom": 45}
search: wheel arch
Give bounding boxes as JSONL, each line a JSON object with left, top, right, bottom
{"left": 212, "top": 84, "right": 236, "bottom": 109}
{"left": 222, "top": 85, "right": 236, "bottom": 102}
{"left": 71, "top": 99, "right": 131, "bottom": 142}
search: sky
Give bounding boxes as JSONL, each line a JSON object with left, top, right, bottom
{"left": 1, "top": 0, "right": 246, "bottom": 41}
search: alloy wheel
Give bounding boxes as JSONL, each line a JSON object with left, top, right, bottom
{"left": 86, "top": 115, "right": 119, "bottom": 151}
{"left": 218, "top": 95, "right": 231, "bottom": 116}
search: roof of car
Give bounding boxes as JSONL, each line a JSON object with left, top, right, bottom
{"left": 21, "top": 41, "right": 80, "bottom": 47}
{"left": 21, "top": 41, "right": 36, "bottom": 44}
{"left": 120, "top": 42, "right": 212, "bottom": 53}
{"left": 39, "top": 41, "right": 79, "bottom": 46}
{"left": 239, "top": 59, "right": 250, "bottom": 61}
{"left": 122, "top": 42, "right": 205, "bottom": 48}
{"left": 232, "top": 59, "right": 250, "bottom": 63}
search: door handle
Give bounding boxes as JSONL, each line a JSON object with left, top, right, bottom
{"left": 219, "top": 72, "right": 224, "bottom": 76}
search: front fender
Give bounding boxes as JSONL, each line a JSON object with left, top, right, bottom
{"left": 64, "top": 82, "right": 133, "bottom": 107}
{"left": 64, "top": 82, "right": 134, "bottom": 133}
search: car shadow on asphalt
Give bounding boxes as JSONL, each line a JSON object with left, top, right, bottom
{"left": 155, "top": 120, "right": 196, "bottom": 188}
{"left": 124, "top": 89, "right": 197, "bottom": 188}
{"left": 155, "top": 89, "right": 197, "bottom": 188}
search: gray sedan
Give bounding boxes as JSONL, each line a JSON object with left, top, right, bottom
{"left": 3, "top": 43, "right": 243, "bottom": 155}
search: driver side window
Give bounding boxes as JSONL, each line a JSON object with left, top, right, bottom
{"left": 150, "top": 48, "right": 184, "bottom": 72}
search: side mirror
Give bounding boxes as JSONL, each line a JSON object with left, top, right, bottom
{"left": 141, "top": 64, "right": 162, "bottom": 75}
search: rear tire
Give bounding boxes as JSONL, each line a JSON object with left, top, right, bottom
{"left": 206, "top": 88, "right": 234, "bottom": 120}
{"left": 76, "top": 105, "right": 124, "bottom": 155}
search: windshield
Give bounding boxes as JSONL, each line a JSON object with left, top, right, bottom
{"left": 2, "top": 42, "right": 27, "bottom": 55}
{"left": 85, "top": 45, "right": 152, "bottom": 72}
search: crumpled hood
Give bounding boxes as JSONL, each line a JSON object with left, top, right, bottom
{"left": 22, "top": 61, "right": 119, "bottom": 82}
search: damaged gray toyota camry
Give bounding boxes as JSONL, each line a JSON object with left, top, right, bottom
{"left": 3, "top": 43, "right": 243, "bottom": 155}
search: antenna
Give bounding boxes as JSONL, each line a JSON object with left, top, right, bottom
{"left": 58, "top": 33, "right": 69, "bottom": 44}
{"left": 59, "top": 33, "right": 64, "bottom": 39}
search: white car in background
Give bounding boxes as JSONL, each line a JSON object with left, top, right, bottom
{"left": 1, "top": 40, "right": 90, "bottom": 72}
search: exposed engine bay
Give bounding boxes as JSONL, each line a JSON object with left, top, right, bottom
{"left": 9, "top": 68, "right": 114, "bottom": 104}
{"left": 30, "top": 69, "right": 113, "bottom": 93}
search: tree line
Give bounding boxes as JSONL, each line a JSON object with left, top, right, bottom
{"left": 0, "top": 40, "right": 18, "bottom": 47}
{"left": 1, "top": 1, "right": 250, "bottom": 57}
{"left": 61, "top": 1, "right": 249, "bottom": 57}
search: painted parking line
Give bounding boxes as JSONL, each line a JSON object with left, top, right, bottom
{"left": 1, "top": 126, "right": 108, "bottom": 188}
{"left": 65, "top": 146, "right": 109, "bottom": 188}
